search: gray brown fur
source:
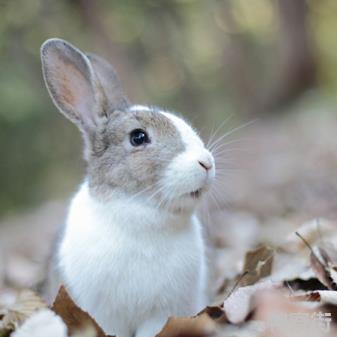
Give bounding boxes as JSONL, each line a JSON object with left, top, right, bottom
{"left": 88, "top": 107, "right": 185, "bottom": 199}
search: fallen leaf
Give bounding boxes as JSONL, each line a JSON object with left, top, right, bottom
{"left": 223, "top": 279, "right": 278, "bottom": 324}
{"left": 285, "top": 277, "right": 327, "bottom": 292}
{"left": 281, "top": 219, "right": 335, "bottom": 254}
{"left": 254, "top": 290, "right": 329, "bottom": 337}
{"left": 330, "top": 266, "right": 337, "bottom": 285}
{"left": 0, "top": 289, "right": 47, "bottom": 335}
{"left": 220, "top": 321, "right": 265, "bottom": 337}
{"left": 197, "top": 306, "right": 227, "bottom": 323}
{"left": 292, "top": 290, "right": 337, "bottom": 306}
{"left": 156, "top": 313, "right": 216, "bottom": 337}
{"left": 289, "top": 290, "right": 337, "bottom": 325}
{"left": 296, "top": 232, "right": 337, "bottom": 290}
{"left": 11, "top": 309, "right": 67, "bottom": 337}
{"left": 240, "top": 245, "right": 274, "bottom": 286}
{"left": 310, "top": 247, "right": 337, "bottom": 290}
{"left": 51, "top": 286, "right": 109, "bottom": 337}
{"left": 290, "top": 291, "right": 322, "bottom": 302}
{"left": 272, "top": 251, "right": 313, "bottom": 285}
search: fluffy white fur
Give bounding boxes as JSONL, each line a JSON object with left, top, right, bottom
{"left": 12, "top": 310, "right": 67, "bottom": 337}
{"left": 41, "top": 39, "right": 216, "bottom": 337}
{"left": 161, "top": 112, "right": 215, "bottom": 209}
{"left": 57, "top": 110, "right": 214, "bottom": 337}
{"left": 59, "top": 184, "right": 207, "bottom": 337}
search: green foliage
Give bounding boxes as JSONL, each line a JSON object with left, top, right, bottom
{"left": 0, "top": 0, "right": 335, "bottom": 215}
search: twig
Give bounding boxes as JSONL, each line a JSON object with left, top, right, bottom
{"left": 224, "top": 271, "right": 249, "bottom": 300}
{"left": 295, "top": 231, "right": 315, "bottom": 255}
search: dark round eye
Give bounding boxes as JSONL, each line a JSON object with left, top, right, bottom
{"left": 130, "top": 129, "right": 150, "bottom": 146}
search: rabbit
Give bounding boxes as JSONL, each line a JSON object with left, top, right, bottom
{"left": 40, "top": 38, "right": 215, "bottom": 337}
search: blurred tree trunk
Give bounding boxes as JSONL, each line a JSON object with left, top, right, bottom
{"left": 265, "top": 0, "right": 317, "bottom": 112}
{"left": 221, "top": 1, "right": 259, "bottom": 115}
{"left": 223, "top": 0, "right": 317, "bottom": 115}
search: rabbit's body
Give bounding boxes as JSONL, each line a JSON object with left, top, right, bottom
{"left": 41, "top": 39, "right": 215, "bottom": 337}
{"left": 59, "top": 181, "right": 206, "bottom": 337}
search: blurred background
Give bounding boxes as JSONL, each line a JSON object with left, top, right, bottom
{"left": 1, "top": 0, "right": 337, "bottom": 215}
{"left": 1, "top": 0, "right": 337, "bottom": 291}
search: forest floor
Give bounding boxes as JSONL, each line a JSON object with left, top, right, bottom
{"left": 1, "top": 97, "right": 337, "bottom": 337}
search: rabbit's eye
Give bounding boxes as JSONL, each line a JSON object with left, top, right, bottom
{"left": 130, "top": 129, "right": 150, "bottom": 146}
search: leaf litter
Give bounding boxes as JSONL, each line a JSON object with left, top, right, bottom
{"left": 2, "top": 225, "right": 337, "bottom": 336}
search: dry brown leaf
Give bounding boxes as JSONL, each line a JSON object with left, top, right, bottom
{"left": 197, "top": 306, "right": 227, "bottom": 324}
{"left": 51, "top": 286, "right": 110, "bottom": 337}
{"left": 310, "top": 248, "right": 337, "bottom": 290}
{"left": 285, "top": 277, "right": 326, "bottom": 292}
{"left": 290, "top": 291, "right": 322, "bottom": 302}
{"left": 0, "top": 289, "right": 47, "bottom": 335}
{"left": 156, "top": 313, "right": 216, "bottom": 337}
{"left": 292, "top": 290, "right": 337, "bottom": 306}
{"left": 220, "top": 321, "right": 265, "bottom": 337}
{"left": 281, "top": 219, "right": 335, "bottom": 253}
{"left": 223, "top": 279, "right": 278, "bottom": 324}
{"left": 329, "top": 266, "right": 337, "bottom": 285}
{"left": 254, "top": 290, "right": 330, "bottom": 337}
{"left": 240, "top": 245, "right": 274, "bottom": 286}
{"left": 272, "top": 251, "right": 314, "bottom": 286}
{"left": 296, "top": 232, "right": 337, "bottom": 290}
{"left": 290, "top": 290, "right": 337, "bottom": 326}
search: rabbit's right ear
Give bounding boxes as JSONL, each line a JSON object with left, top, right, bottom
{"left": 86, "top": 53, "right": 129, "bottom": 111}
{"left": 40, "top": 38, "right": 104, "bottom": 132}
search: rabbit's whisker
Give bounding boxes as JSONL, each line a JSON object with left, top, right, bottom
{"left": 209, "top": 120, "right": 257, "bottom": 152}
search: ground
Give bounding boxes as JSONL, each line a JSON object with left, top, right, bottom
{"left": 1, "top": 98, "right": 337, "bottom": 337}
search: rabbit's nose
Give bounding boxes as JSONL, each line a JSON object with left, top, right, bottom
{"left": 198, "top": 159, "right": 213, "bottom": 171}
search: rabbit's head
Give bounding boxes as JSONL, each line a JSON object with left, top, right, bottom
{"left": 41, "top": 39, "right": 215, "bottom": 213}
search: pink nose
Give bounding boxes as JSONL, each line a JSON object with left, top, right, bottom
{"left": 198, "top": 160, "right": 212, "bottom": 171}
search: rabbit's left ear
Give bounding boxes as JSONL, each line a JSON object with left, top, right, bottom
{"left": 86, "top": 53, "right": 130, "bottom": 111}
{"left": 41, "top": 38, "right": 105, "bottom": 132}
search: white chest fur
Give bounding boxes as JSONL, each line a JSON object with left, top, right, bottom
{"left": 57, "top": 183, "right": 207, "bottom": 337}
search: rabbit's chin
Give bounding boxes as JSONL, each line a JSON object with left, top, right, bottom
{"left": 158, "top": 187, "right": 207, "bottom": 213}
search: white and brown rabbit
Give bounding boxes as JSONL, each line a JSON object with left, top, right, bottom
{"left": 41, "top": 38, "right": 215, "bottom": 337}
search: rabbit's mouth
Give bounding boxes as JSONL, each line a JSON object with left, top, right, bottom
{"left": 166, "top": 187, "right": 207, "bottom": 213}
